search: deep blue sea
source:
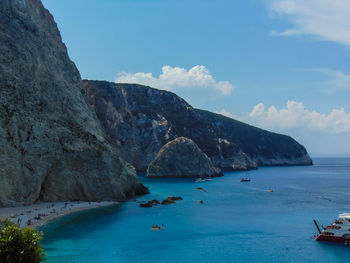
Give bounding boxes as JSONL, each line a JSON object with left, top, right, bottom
{"left": 41, "top": 158, "right": 350, "bottom": 263}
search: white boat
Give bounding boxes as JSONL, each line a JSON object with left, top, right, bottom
{"left": 314, "top": 213, "right": 350, "bottom": 244}
{"left": 195, "top": 178, "right": 211, "bottom": 183}
{"left": 240, "top": 177, "right": 251, "bottom": 182}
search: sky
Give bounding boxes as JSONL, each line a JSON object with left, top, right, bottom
{"left": 42, "top": 0, "right": 350, "bottom": 155}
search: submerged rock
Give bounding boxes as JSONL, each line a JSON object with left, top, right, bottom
{"left": 147, "top": 137, "right": 223, "bottom": 178}
{"left": 0, "top": 0, "right": 147, "bottom": 206}
{"left": 170, "top": 196, "right": 183, "bottom": 201}
{"left": 139, "top": 197, "right": 181, "bottom": 207}
{"left": 161, "top": 196, "right": 182, "bottom": 205}
{"left": 161, "top": 199, "right": 175, "bottom": 205}
{"left": 139, "top": 203, "right": 152, "bottom": 208}
{"left": 150, "top": 199, "right": 161, "bottom": 205}
{"left": 139, "top": 199, "right": 161, "bottom": 208}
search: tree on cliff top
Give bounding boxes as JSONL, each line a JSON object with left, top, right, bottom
{"left": 0, "top": 220, "right": 45, "bottom": 263}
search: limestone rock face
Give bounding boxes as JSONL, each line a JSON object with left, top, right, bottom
{"left": 84, "top": 80, "right": 312, "bottom": 172}
{"left": 85, "top": 81, "right": 178, "bottom": 172}
{"left": 147, "top": 137, "right": 223, "bottom": 178}
{"left": 0, "top": 0, "right": 147, "bottom": 206}
{"left": 84, "top": 81, "right": 256, "bottom": 171}
{"left": 196, "top": 109, "right": 313, "bottom": 167}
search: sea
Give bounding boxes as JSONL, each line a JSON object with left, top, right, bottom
{"left": 40, "top": 158, "right": 350, "bottom": 263}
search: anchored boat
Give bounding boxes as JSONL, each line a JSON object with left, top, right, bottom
{"left": 195, "top": 178, "right": 212, "bottom": 183}
{"left": 151, "top": 224, "right": 164, "bottom": 231}
{"left": 314, "top": 213, "right": 350, "bottom": 244}
{"left": 240, "top": 177, "right": 251, "bottom": 182}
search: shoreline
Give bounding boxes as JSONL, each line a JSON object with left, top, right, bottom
{"left": 0, "top": 201, "right": 119, "bottom": 229}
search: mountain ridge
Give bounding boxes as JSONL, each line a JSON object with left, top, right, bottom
{"left": 83, "top": 80, "right": 312, "bottom": 172}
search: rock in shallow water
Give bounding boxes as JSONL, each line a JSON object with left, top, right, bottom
{"left": 161, "top": 196, "right": 183, "bottom": 205}
{"left": 147, "top": 137, "right": 223, "bottom": 178}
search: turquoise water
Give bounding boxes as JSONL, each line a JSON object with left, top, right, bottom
{"left": 41, "top": 158, "right": 350, "bottom": 263}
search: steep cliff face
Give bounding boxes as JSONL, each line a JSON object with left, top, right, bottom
{"left": 85, "top": 81, "right": 179, "bottom": 171}
{"left": 0, "top": 0, "right": 147, "bottom": 206}
{"left": 84, "top": 81, "right": 256, "bottom": 171}
{"left": 195, "top": 110, "right": 313, "bottom": 166}
{"left": 84, "top": 80, "right": 312, "bottom": 172}
{"left": 147, "top": 137, "right": 223, "bottom": 178}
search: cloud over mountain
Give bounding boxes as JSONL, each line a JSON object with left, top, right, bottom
{"left": 215, "top": 108, "right": 236, "bottom": 119}
{"left": 115, "top": 65, "right": 234, "bottom": 96}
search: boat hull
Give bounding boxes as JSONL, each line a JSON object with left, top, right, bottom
{"left": 315, "top": 234, "right": 350, "bottom": 244}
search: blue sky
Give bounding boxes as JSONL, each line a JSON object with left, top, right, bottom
{"left": 42, "top": 0, "right": 350, "bottom": 155}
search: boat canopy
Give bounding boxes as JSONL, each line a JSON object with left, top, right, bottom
{"left": 339, "top": 213, "right": 350, "bottom": 219}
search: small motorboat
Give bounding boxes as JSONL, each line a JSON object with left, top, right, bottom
{"left": 151, "top": 224, "right": 164, "bottom": 231}
{"left": 240, "top": 177, "right": 251, "bottom": 182}
{"left": 195, "top": 178, "right": 206, "bottom": 183}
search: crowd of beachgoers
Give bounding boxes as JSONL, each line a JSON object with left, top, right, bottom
{"left": 0, "top": 201, "right": 118, "bottom": 228}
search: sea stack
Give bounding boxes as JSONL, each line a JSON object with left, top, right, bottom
{"left": 147, "top": 137, "right": 223, "bottom": 178}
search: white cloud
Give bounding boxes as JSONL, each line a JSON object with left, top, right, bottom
{"left": 267, "top": 0, "right": 350, "bottom": 46}
{"left": 215, "top": 108, "right": 236, "bottom": 119}
{"left": 310, "top": 68, "right": 350, "bottom": 92}
{"left": 249, "top": 101, "right": 350, "bottom": 134}
{"left": 249, "top": 103, "right": 265, "bottom": 117}
{"left": 215, "top": 104, "right": 350, "bottom": 154}
{"left": 115, "top": 65, "right": 234, "bottom": 96}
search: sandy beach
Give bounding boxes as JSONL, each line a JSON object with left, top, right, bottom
{"left": 0, "top": 201, "right": 118, "bottom": 228}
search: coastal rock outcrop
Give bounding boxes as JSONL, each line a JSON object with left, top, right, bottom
{"left": 0, "top": 0, "right": 147, "bottom": 206}
{"left": 84, "top": 81, "right": 257, "bottom": 171}
{"left": 84, "top": 80, "right": 312, "bottom": 172}
{"left": 196, "top": 109, "right": 313, "bottom": 166}
{"left": 147, "top": 137, "right": 223, "bottom": 178}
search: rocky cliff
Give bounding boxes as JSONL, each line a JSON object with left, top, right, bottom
{"left": 84, "top": 80, "right": 312, "bottom": 172}
{"left": 195, "top": 109, "right": 313, "bottom": 166}
{"left": 147, "top": 137, "right": 223, "bottom": 178}
{"left": 0, "top": 0, "right": 147, "bottom": 206}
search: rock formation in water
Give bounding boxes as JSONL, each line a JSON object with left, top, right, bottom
{"left": 0, "top": 0, "right": 147, "bottom": 206}
{"left": 147, "top": 137, "right": 223, "bottom": 178}
{"left": 84, "top": 80, "right": 312, "bottom": 172}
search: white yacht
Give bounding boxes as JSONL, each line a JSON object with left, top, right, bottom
{"left": 314, "top": 213, "right": 350, "bottom": 244}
